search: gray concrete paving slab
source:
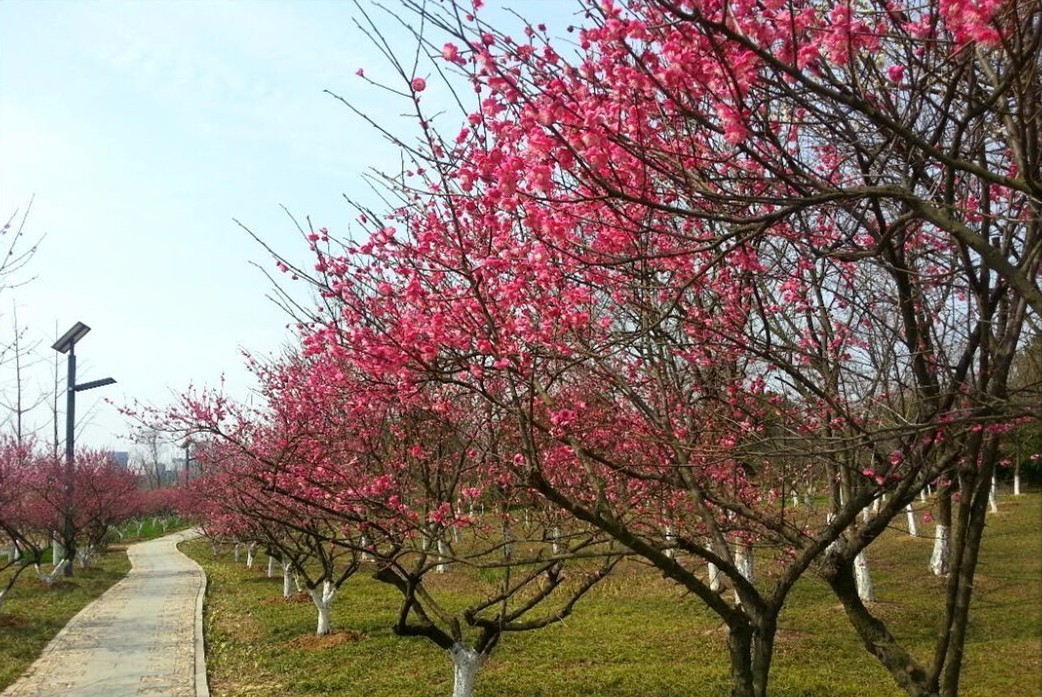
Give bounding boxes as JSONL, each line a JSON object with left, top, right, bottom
{"left": 2, "top": 529, "right": 209, "bottom": 697}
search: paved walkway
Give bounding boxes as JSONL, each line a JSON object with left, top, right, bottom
{"left": 2, "top": 530, "right": 209, "bottom": 697}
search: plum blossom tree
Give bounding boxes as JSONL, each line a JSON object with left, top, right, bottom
{"left": 160, "top": 343, "right": 622, "bottom": 696}
{"left": 0, "top": 437, "right": 52, "bottom": 613}
{"left": 256, "top": 2, "right": 1040, "bottom": 696}
{"left": 72, "top": 452, "right": 140, "bottom": 565}
{"left": 166, "top": 394, "right": 366, "bottom": 637}
{"left": 21, "top": 449, "right": 140, "bottom": 570}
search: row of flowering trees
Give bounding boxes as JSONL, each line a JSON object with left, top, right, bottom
{"left": 164, "top": 1, "right": 1039, "bottom": 696}
{"left": 0, "top": 439, "right": 142, "bottom": 611}
{"left": 169, "top": 360, "right": 624, "bottom": 696}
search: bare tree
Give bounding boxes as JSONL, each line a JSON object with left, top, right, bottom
{"left": 131, "top": 425, "right": 169, "bottom": 490}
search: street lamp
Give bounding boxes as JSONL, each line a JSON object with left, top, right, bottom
{"left": 51, "top": 322, "right": 116, "bottom": 576}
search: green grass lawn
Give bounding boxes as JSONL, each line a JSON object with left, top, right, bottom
{"left": 0, "top": 516, "right": 190, "bottom": 691}
{"left": 182, "top": 494, "right": 1041, "bottom": 697}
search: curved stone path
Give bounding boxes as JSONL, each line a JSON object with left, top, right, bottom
{"left": 2, "top": 530, "right": 209, "bottom": 697}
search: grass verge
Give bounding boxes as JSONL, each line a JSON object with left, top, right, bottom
{"left": 184, "top": 495, "right": 1040, "bottom": 697}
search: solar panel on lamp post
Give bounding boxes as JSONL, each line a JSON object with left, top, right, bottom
{"left": 51, "top": 322, "right": 116, "bottom": 576}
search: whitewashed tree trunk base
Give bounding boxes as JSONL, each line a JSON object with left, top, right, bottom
{"left": 930, "top": 524, "right": 951, "bottom": 576}
{"left": 664, "top": 526, "right": 676, "bottom": 559}
{"left": 733, "top": 544, "right": 754, "bottom": 606}
{"left": 451, "top": 643, "right": 486, "bottom": 697}
{"left": 309, "top": 581, "right": 337, "bottom": 636}
{"left": 905, "top": 505, "right": 918, "bottom": 537}
{"left": 282, "top": 562, "right": 293, "bottom": 599}
{"left": 267, "top": 555, "right": 276, "bottom": 578}
{"left": 436, "top": 540, "right": 450, "bottom": 573}
{"left": 854, "top": 551, "right": 873, "bottom": 602}
{"left": 707, "top": 561, "right": 722, "bottom": 592}
{"left": 79, "top": 544, "right": 96, "bottom": 568}
{"left": 36, "top": 559, "right": 68, "bottom": 584}
{"left": 825, "top": 514, "right": 841, "bottom": 557}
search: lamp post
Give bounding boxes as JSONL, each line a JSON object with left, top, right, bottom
{"left": 51, "top": 322, "right": 115, "bottom": 576}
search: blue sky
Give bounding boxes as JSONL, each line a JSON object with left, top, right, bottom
{"left": 0, "top": 0, "right": 573, "bottom": 459}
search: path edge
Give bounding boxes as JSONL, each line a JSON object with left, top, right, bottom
{"left": 177, "top": 529, "right": 211, "bottom": 697}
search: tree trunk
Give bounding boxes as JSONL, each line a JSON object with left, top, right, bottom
{"left": 450, "top": 643, "right": 486, "bottom": 697}
{"left": 939, "top": 463, "right": 996, "bottom": 697}
{"left": 282, "top": 562, "right": 293, "bottom": 599}
{"left": 246, "top": 543, "right": 256, "bottom": 569}
{"left": 726, "top": 622, "right": 756, "bottom": 697}
{"left": 52, "top": 536, "right": 64, "bottom": 568}
{"left": 930, "top": 525, "right": 951, "bottom": 577}
{"left": 708, "top": 561, "right": 723, "bottom": 592}
{"left": 988, "top": 477, "right": 998, "bottom": 513}
{"left": 664, "top": 526, "right": 677, "bottom": 559}
{"left": 751, "top": 616, "right": 777, "bottom": 697}
{"left": 931, "top": 488, "right": 952, "bottom": 576}
{"left": 35, "top": 559, "right": 68, "bottom": 584}
{"left": 733, "top": 543, "right": 754, "bottom": 607}
{"left": 267, "top": 554, "right": 276, "bottom": 578}
{"left": 906, "top": 505, "right": 919, "bottom": 537}
{"left": 436, "top": 539, "right": 450, "bottom": 573}
{"left": 854, "top": 551, "right": 873, "bottom": 603}
{"left": 826, "top": 560, "right": 936, "bottom": 696}
{"left": 308, "top": 580, "right": 336, "bottom": 636}
{"left": 79, "top": 544, "right": 95, "bottom": 568}
{"left": 825, "top": 514, "right": 841, "bottom": 556}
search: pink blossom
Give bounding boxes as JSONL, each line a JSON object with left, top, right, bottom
{"left": 887, "top": 65, "right": 905, "bottom": 83}
{"left": 411, "top": 77, "right": 427, "bottom": 92}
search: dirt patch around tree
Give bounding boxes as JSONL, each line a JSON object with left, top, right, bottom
{"left": 285, "top": 629, "right": 367, "bottom": 650}
{"left": 261, "top": 593, "right": 313, "bottom": 605}
{"left": 0, "top": 613, "right": 30, "bottom": 628}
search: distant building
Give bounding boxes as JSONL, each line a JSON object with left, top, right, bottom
{"left": 109, "top": 451, "right": 130, "bottom": 470}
